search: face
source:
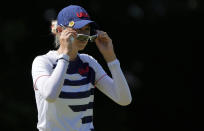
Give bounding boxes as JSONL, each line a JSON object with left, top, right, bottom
{"left": 74, "top": 24, "right": 91, "bottom": 50}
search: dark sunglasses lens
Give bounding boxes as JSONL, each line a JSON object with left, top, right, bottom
{"left": 77, "top": 35, "right": 89, "bottom": 41}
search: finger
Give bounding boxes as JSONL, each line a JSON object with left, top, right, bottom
{"left": 64, "top": 31, "right": 77, "bottom": 37}
{"left": 63, "top": 29, "right": 76, "bottom": 34}
{"left": 62, "top": 31, "right": 77, "bottom": 40}
{"left": 66, "top": 33, "right": 76, "bottom": 43}
{"left": 96, "top": 30, "right": 108, "bottom": 39}
{"left": 67, "top": 27, "right": 76, "bottom": 31}
{"left": 101, "top": 32, "right": 108, "bottom": 38}
{"left": 96, "top": 30, "right": 103, "bottom": 39}
{"left": 62, "top": 26, "right": 76, "bottom": 31}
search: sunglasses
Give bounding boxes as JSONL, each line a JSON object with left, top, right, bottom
{"left": 60, "top": 25, "right": 98, "bottom": 42}
{"left": 77, "top": 34, "right": 98, "bottom": 42}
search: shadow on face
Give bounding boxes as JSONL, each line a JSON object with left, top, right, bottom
{"left": 74, "top": 24, "right": 91, "bottom": 50}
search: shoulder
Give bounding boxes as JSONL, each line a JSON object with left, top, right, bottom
{"left": 32, "top": 51, "right": 57, "bottom": 67}
{"left": 79, "top": 53, "right": 98, "bottom": 64}
{"left": 32, "top": 55, "right": 50, "bottom": 71}
{"left": 32, "top": 54, "right": 48, "bottom": 64}
{"left": 79, "top": 53, "right": 104, "bottom": 71}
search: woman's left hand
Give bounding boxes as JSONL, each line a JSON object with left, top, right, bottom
{"left": 95, "top": 30, "right": 116, "bottom": 62}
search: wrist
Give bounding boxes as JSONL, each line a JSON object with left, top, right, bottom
{"left": 106, "top": 58, "right": 116, "bottom": 63}
{"left": 57, "top": 46, "right": 70, "bottom": 55}
{"left": 57, "top": 54, "right": 69, "bottom": 62}
{"left": 108, "top": 59, "right": 120, "bottom": 67}
{"left": 104, "top": 53, "right": 116, "bottom": 63}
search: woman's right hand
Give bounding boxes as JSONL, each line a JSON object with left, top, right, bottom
{"left": 59, "top": 27, "right": 78, "bottom": 56}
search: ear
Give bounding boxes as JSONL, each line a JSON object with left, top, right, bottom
{"left": 56, "top": 26, "right": 63, "bottom": 33}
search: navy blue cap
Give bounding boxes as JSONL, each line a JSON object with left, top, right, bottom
{"left": 57, "top": 5, "right": 94, "bottom": 29}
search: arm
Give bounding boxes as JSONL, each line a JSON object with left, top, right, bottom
{"left": 32, "top": 26, "right": 78, "bottom": 102}
{"left": 32, "top": 55, "right": 69, "bottom": 102}
{"left": 94, "top": 30, "right": 132, "bottom": 106}
{"left": 95, "top": 59, "right": 132, "bottom": 106}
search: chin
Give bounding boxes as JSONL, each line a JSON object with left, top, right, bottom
{"left": 78, "top": 46, "right": 86, "bottom": 51}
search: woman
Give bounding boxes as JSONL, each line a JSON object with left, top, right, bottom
{"left": 31, "top": 5, "right": 132, "bottom": 131}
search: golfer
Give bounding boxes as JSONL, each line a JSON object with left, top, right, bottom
{"left": 31, "top": 5, "right": 132, "bottom": 131}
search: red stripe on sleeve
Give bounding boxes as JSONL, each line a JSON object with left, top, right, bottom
{"left": 94, "top": 74, "right": 107, "bottom": 87}
{"left": 33, "top": 75, "right": 50, "bottom": 90}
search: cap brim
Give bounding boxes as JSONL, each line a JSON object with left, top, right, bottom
{"left": 73, "top": 20, "right": 94, "bottom": 29}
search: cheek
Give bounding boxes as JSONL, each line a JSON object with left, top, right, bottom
{"left": 75, "top": 40, "right": 88, "bottom": 47}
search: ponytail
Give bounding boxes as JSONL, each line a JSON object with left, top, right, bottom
{"left": 50, "top": 20, "right": 60, "bottom": 48}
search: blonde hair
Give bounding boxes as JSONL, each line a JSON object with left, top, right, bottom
{"left": 51, "top": 20, "right": 60, "bottom": 48}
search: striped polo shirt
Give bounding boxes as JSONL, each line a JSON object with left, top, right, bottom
{"left": 33, "top": 50, "right": 106, "bottom": 131}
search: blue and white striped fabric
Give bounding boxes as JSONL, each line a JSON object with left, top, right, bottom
{"left": 34, "top": 51, "right": 106, "bottom": 131}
